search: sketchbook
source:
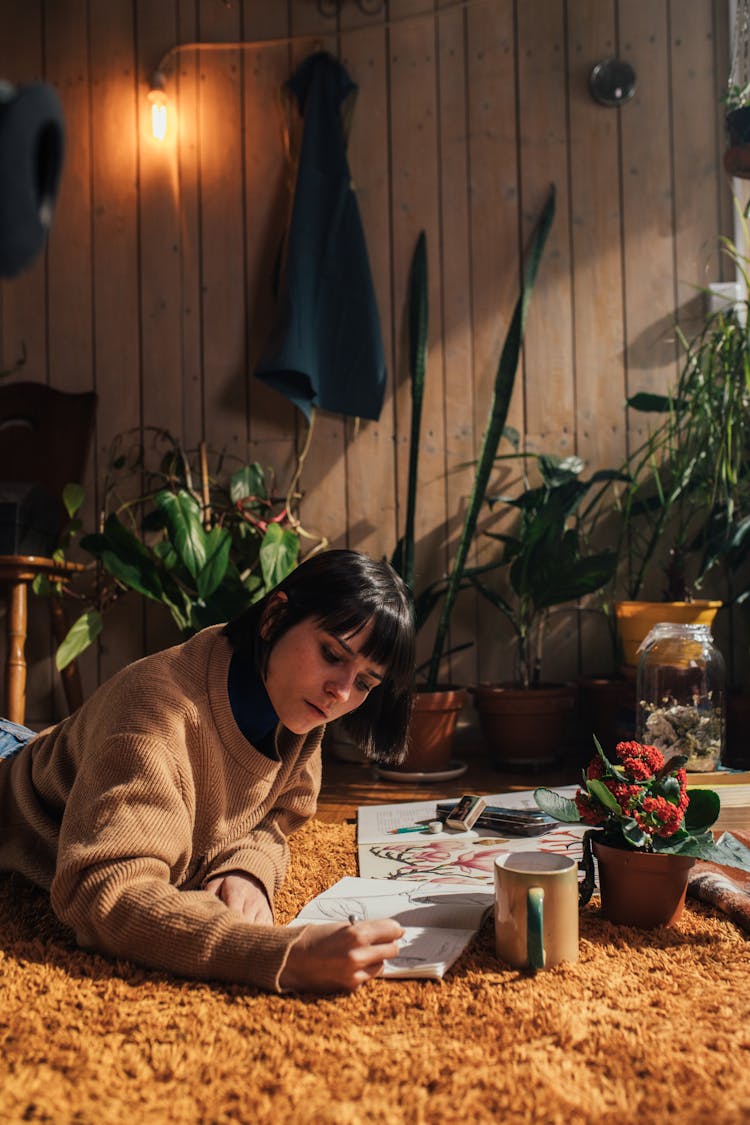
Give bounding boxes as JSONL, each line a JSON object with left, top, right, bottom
{"left": 290, "top": 875, "right": 494, "bottom": 979}
{"left": 356, "top": 787, "right": 587, "bottom": 884}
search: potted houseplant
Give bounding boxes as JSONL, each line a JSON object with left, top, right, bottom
{"left": 609, "top": 234, "right": 750, "bottom": 671}
{"left": 535, "top": 736, "right": 750, "bottom": 928}
{"left": 388, "top": 186, "right": 557, "bottom": 774}
{"left": 43, "top": 428, "right": 304, "bottom": 669}
{"left": 724, "top": 78, "right": 750, "bottom": 178}
{"left": 467, "top": 449, "right": 620, "bottom": 769}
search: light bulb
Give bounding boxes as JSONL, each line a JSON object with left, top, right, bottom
{"left": 148, "top": 87, "right": 168, "bottom": 141}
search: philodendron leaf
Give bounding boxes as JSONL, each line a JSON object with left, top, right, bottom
{"left": 156, "top": 489, "right": 207, "bottom": 580}
{"left": 62, "top": 482, "right": 85, "bottom": 519}
{"left": 684, "top": 787, "right": 721, "bottom": 832}
{"left": 533, "top": 787, "right": 580, "bottom": 823}
{"left": 55, "top": 609, "right": 103, "bottom": 670}
{"left": 196, "top": 526, "right": 232, "bottom": 599}
{"left": 259, "top": 524, "right": 299, "bottom": 590}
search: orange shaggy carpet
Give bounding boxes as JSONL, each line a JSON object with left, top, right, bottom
{"left": 1, "top": 819, "right": 749, "bottom": 1125}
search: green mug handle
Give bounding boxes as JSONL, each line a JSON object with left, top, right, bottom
{"left": 527, "top": 886, "right": 546, "bottom": 970}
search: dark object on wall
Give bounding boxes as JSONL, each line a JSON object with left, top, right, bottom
{"left": 0, "top": 81, "right": 65, "bottom": 278}
{"left": 254, "top": 52, "right": 386, "bottom": 422}
{"left": 589, "top": 58, "right": 636, "bottom": 108}
{"left": 724, "top": 107, "right": 750, "bottom": 178}
{"left": 0, "top": 482, "right": 59, "bottom": 556}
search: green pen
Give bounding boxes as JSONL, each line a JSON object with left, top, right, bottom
{"left": 388, "top": 820, "right": 443, "bottom": 835}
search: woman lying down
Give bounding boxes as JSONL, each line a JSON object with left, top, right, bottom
{"left": 0, "top": 550, "right": 415, "bottom": 994}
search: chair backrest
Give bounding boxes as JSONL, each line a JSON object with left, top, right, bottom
{"left": 0, "top": 381, "right": 97, "bottom": 522}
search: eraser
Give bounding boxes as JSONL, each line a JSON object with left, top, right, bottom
{"left": 445, "top": 794, "right": 487, "bottom": 832}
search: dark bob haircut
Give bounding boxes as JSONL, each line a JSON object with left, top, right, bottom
{"left": 223, "top": 549, "right": 415, "bottom": 765}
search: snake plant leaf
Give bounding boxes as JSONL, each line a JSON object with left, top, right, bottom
{"left": 403, "top": 230, "right": 428, "bottom": 595}
{"left": 55, "top": 608, "right": 103, "bottom": 670}
{"left": 425, "top": 185, "right": 556, "bottom": 689}
{"left": 259, "top": 523, "right": 299, "bottom": 590}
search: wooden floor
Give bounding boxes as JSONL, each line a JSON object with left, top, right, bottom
{"left": 317, "top": 734, "right": 750, "bottom": 832}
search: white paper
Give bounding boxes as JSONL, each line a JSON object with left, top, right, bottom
{"left": 290, "top": 875, "right": 494, "bottom": 979}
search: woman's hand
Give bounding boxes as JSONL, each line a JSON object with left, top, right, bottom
{"left": 279, "top": 919, "right": 404, "bottom": 993}
{"left": 204, "top": 872, "right": 273, "bottom": 925}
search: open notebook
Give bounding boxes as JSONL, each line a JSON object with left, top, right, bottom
{"left": 290, "top": 875, "right": 493, "bottom": 979}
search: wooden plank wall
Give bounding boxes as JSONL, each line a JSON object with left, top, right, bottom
{"left": 0, "top": 0, "right": 737, "bottom": 726}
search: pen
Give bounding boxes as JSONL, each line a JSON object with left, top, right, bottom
{"left": 388, "top": 825, "right": 429, "bottom": 834}
{"left": 348, "top": 914, "right": 357, "bottom": 925}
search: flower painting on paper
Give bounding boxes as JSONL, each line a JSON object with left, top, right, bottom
{"left": 363, "top": 828, "right": 586, "bottom": 884}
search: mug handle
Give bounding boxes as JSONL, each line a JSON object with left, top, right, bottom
{"left": 527, "top": 886, "right": 546, "bottom": 970}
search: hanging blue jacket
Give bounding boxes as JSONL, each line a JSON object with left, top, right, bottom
{"left": 254, "top": 52, "right": 386, "bottom": 422}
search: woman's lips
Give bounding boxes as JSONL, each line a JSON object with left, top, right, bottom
{"left": 306, "top": 700, "right": 327, "bottom": 719}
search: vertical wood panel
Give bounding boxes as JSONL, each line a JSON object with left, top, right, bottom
{"left": 43, "top": 0, "right": 98, "bottom": 710}
{"left": 341, "top": 10, "right": 395, "bottom": 563}
{"left": 466, "top": 0, "right": 518, "bottom": 683}
{"left": 435, "top": 0, "right": 476, "bottom": 685}
{"left": 288, "top": 2, "right": 347, "bottom": 558}
{"left": 567, "top": 0, "right": 626, "bottom": 676}
{"left": 196, "top": 2, "right": 246, "bottom": 462}
{"left": 242, "top": 4, "right": 298, "bottom": 494}
{"left": 388, "top": 0, "right": 447, "bottom": 678}
{"left": 88, "top": 0, "right": 144, "bottom": 681}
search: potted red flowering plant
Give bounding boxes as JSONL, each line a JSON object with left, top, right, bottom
{"left": 535, "top": 738, "right": 750, "bottom": 928}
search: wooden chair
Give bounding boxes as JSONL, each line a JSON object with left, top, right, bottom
{"left": 0, "top": 382, "right": 96, "bottom": 723}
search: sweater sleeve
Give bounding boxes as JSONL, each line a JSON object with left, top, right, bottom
{"left": 49, "top": 735, "right": 307, "bottom": 992}
{"left": 203, "top": 745, "right": 322, "bottom": 904}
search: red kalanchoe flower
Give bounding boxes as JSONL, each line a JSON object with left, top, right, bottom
{"left": 575, "top": 791, "right": 607, "bottom": 826}
{"left": 634, "top": 795, "right": 684, "bottom": 837}
{"left": 615, "top": 740, "right": 664, "bottom": 778}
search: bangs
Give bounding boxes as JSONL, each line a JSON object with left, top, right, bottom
{"left": 316, "top": 601, "right": 414, "bottom": 695}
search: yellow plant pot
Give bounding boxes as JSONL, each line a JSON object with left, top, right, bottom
{"left": 614, "top": 600, "right": 722, "bottom": 670}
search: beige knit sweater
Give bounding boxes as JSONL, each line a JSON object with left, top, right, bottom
{"left": 0, "top": 625, "right": 322, "bottom": 992}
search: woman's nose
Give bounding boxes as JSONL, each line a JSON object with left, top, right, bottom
{"left": 325, "top": 672, "right": 352, "bottom": 702}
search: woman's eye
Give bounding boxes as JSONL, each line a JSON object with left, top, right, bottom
{"left": 322, "top": 645, "right": 341, "bottom": 665}
{"left": 355, "top": 679, "right": 372, "bottom": 694}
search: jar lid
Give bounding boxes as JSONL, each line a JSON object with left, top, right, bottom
{"left": 637, "top": 621, "right": 713, "bottom": 655}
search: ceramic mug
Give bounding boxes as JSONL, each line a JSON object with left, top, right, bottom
{"left": 494, "top": 851, "right": 579, "bottom": 970}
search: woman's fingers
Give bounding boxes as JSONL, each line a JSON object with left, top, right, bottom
{"left": 279, "top": 918, "right": 405, "bottom": 993}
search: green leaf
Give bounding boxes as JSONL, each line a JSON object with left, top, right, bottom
{"left": 620, "top": 819, "right": 650, "bottom": 849}
{"left": 156, "top": 490, "right": 207, "bottom": 580}
{"left": 55, "top": 609, "right": 103, "bottom": 670}
{"left": 533, "top": 787, "right": 581, "bottom": 823}
{"left": 62, "top": 482, "right": 85, "bottom": 519}
{"left": 259, "top": 524, "right": 299, "bottom": 590}
{"left": 684, "top": 787, "right": 721, "bottom": 832}
{"left": 195, "top": 526, "right": 232, "bottom": 599}
{"left": 230, "top": 463, "right": 267, "bottom": 506}
{"left": 85, "top": 514, "right": 165, "bottom": 602}
{"left": 586, "top": 778, "right": 623, "bottom": 815}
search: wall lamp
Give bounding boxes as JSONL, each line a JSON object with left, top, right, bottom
{"left": 148, "top": 71, "right": 168, "bottom": 141}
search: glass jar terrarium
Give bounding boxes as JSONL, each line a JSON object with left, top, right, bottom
{"left": 636, "top": 623, "right": 725, "bottom": 772}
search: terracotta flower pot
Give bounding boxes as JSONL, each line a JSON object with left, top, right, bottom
{"left": 396, "top": 686, "right": 467, "bottom": 773}
{"left": 614, "top": 600, "right": 722, "bottom": 670}
{"left": 470, "top": 682, "right": 576, "bottom": 770}
{"left": 592, "top": 839, "right": 696, "bottom": 928}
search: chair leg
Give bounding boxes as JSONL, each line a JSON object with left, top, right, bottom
{"left": 5, "top": 580, "right": 27, "bottom": 724}
{"left": 49, "top": 598, "right": 83, "bottom": 715}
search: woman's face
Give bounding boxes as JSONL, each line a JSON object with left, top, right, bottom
{"left": 263, "top": 612, "right": 387, "bottom": 735}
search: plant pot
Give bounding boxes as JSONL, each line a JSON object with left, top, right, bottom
{"left": 726, "top": 690, "right": 750, "bottom": 769}
{"left": 592, "top": 839, "right": 696, "bottom": 928}
{"left": 576, "top": 676, "right": 636, "bottom": 758}
{"left": 614, "top": 600, "right": 722, "bottom": 671}
{"left": 469, "top": 682, "right": 576, "bottom": 770}
{"left": 396, "top": 686, "right": 467, "bottom": 773}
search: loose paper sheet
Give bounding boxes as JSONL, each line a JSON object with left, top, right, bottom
{"left": 290, "top": 875, "right": 494, "bottom": 979}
